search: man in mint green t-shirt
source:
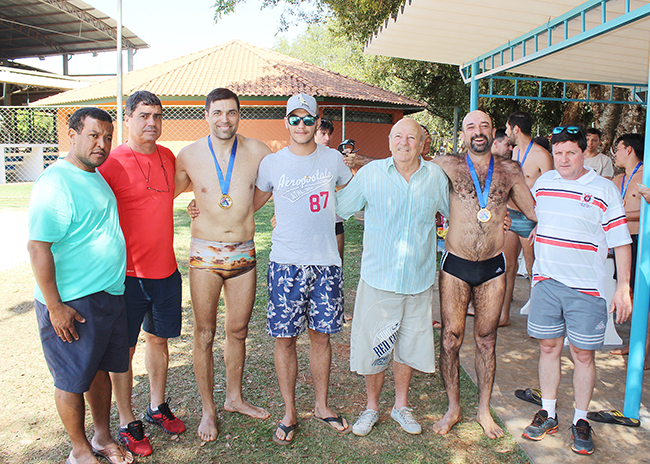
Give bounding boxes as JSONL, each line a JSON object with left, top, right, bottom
{"left": 28, "top": 107, "right": 133, "bottom": 464}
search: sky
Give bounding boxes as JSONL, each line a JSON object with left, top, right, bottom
{"left": 16, "top": 0, "right": 305, "bottom": 76}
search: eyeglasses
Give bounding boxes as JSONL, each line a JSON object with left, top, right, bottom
{"left": 287, "top": 115, "right": 318, "bottom": 126}
{"left": 552, "top": 126, "right": 580, "bottom": 134}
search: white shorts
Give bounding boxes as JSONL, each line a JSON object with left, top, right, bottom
{"left": 350, "top": 279, "right": 435, "bottom": 375}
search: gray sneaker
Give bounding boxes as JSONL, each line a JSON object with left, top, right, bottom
{"left": 522, "top": 409, "right": 559, "bottom": 441}
{"left": 390, "top": 406, "right": 422, "bottom": 434}
{"left": 352, "top": 409, "right": 379, "bottom": 436}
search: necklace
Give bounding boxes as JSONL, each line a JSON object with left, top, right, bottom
{"left": 128, "top": 144, "right": 170, "bottom": 193}
{"left": 289, "top": 148, "right": 318, "bottom": 179}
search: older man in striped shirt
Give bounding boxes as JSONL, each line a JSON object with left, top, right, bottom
{"left": 336, "top": 117, "right": 449, "bottom": 437}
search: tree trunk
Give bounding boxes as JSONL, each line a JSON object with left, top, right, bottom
{"left": 562, "top": 83, "right": 587, "bottom": 124}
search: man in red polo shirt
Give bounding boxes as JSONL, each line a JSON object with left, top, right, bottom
{"left": 99, "top": 91, "right": 185, "bottom": 456}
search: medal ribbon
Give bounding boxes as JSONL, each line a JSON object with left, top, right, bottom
{"left": 621, "top": 162, "right": 643, "bottom": 200}
{"left": 466, "top": 154, "right": 494, "bottom": 210}
{"left": 517, "top": 140, "right": 534, "bottom": 167}
{"left": 208, "top": 135, "right": 237, "bottom": 197}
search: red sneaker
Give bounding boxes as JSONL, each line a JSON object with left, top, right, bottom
{"left": 145, "top": 401, "right": 186, "bottom": 435}
{"left": 117, "top": 420, "right": 153, "bottom": 456}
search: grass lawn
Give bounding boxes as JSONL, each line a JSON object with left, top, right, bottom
{"left": 0, "top": 184, "right": 530, "bottom": 463}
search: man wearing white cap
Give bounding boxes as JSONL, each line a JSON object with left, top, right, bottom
{"left": 255, "top": 93, "right": 354, "bottom": 445}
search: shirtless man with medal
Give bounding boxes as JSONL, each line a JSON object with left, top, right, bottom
{"left": 432, "top": 110, "right": 536, "bottom": 439}
{"left": 502, "top": 112, "right": 553, "bottom": 325}
{"left": 175, "top": 88, "right": 272, "bottom": 442}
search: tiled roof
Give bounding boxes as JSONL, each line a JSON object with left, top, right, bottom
{"left": 33, "top": 40, "right": 424, "bottom": 107}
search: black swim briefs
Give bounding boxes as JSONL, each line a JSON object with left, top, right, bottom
{"left": 440, "top": 251, "right": 506, "bottom": 287}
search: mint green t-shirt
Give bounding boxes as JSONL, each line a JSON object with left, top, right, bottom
{"left": 28, "top": 160, "right": 126, "bottom": 303}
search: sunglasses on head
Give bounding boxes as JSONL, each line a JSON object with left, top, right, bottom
{"left": 287, "top": 115, "right": 317, "bottom": 126}
{"left": 552, "top": 126, "right": 580, "bottom": 135}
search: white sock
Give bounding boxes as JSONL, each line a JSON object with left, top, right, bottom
{"left": 541, "top": 398, "right": 556, "bottom": 418}
{"left": 573, "top": 408, "right": 588, "bottom": 425}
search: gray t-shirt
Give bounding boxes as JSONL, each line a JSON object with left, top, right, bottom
{"left": 583, "top": 152, "right": 614, "bottom": 178}
{"left": 257, "top": 144, "right": 353, "bottom": 266}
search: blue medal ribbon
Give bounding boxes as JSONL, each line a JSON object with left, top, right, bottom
{"left": 466, "top": 154, "right": 494, "bottom": 210}
{"left": 621, "top": 161, "right": 643, "bottom": 200}
{"left": 517, "top": 140, "right": 534, "bottom": 167}
{"left": 208, "top": 135, "right": 237, "bottom": 198}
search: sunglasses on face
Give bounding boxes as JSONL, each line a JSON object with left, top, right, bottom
{"left": 287, "top": 115, "right": 318, "bottom": 126}
{"left": 552, "top": 126, "right": 580, "bottom": 134}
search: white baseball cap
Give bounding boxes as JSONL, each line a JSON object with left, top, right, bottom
{"left": 286, "top": 93, "right": 318, "bottom": 117}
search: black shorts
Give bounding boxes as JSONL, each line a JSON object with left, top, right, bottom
{"left": 35, "top": 291, "right": 129, "bottom": 393}
{"left": 441, "top": 251, "right": 506, "bottom": 287}
{"left": 614, "top": 234, "right": 638, "bottom": 290}
{"left": 124, "top": 269, "right": 182, "bottom": 347}
{"left": 335, "top": 221, "right": 344, "bottom": 236}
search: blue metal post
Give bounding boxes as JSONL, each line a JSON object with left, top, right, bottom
{"left": 470, "top": 62, "right": 479, "bottom": 111}
{"left": 623, "top": 58, "right": 650, "bottom": 419}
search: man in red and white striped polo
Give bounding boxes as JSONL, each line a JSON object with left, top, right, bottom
{"left": 522, "top": 124, "right": 632, "bottom": 455}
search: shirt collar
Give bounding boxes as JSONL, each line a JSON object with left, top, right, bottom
{"left": 387, "top": 156, "right": 427, "bottom": 175}
{"left": 552, "top": 166, "right": 597, "bottom": 184}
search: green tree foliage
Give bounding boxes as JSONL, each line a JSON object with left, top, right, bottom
{"left": 215, "top": 0, "right": 638, "bottom": 140}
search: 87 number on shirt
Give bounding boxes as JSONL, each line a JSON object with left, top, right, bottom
{"left": 309, "top": 191, "right": 329, "bottom": 212}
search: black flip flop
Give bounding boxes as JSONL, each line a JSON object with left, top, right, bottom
{"left": 587, "top": 409, "right": 640, "bottom": 427}
{"left": 272, "top": 422, "right": 298, "bottom": 445}
{"left": 514, "top": 388, "right": 543, "bottom": 406}
{"left": 313, "top": 413, "right": 352, "bottom": 434}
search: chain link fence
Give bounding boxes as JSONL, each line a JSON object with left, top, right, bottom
{"left": 0, "top": 104, "right": 447, "bottom": 184}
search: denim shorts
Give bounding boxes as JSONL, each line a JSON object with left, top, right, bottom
{"left": 507, "top": 207, "right": 537, "bottom": 238}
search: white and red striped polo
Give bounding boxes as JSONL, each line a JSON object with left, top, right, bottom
{"left": 532, "top": 168, "right": 631, "bottom": 299}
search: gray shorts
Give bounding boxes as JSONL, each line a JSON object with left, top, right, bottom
{"left": 350, "top": 280, "right": 435, "bottom": 375}
{"left": 527, "top": 279, "right": 607, "bottom": 350}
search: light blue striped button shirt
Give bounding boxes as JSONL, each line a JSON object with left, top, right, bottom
{"left": 336, "top": 157, "right": 450, "bottom": 295}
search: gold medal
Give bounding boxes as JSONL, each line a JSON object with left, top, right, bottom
{"left": 477, "top": 208, "right": 491, "bottom": 223}
{"left": 219, "top": 194, "right": 233, "bottom": 209}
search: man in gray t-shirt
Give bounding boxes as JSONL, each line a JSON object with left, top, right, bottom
{"left": 254, "top": 94, "right": 352, "bottom": 445}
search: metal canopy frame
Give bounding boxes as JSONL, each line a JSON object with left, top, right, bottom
{"left": 460, "top": 0, "right": 650, "bottom": 86}
{"left": 0, "top": 0, "right": 148, "bottom": 61}
{"left": 480, "top": 75, "right": 648, "bottom": 105}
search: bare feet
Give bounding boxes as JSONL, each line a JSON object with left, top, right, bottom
{"left": 224, "top": 399, "right": 270, "bottom": 419}
{"left": 477, "top": 411, "right": 504, "bottom": 439}
{"left": 610, "top": 346, "right": 629, "bottom": 356}
{"left": 610, "top": 346, "right": 650, "bottom": 369}
{"left": 198, "top": 412, "right": 219, "bottom": 442}
{"left": 498, "top": 318, "right": 511, "bottom": 327}
{"left": 89, "top": 438, "right": 134, "bottom": 464}
{"left": 432, "top": 409, "right": 461, "bottom": 435}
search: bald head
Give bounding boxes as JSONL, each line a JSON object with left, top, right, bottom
{"left": 389, "top": 118, "right": 424, "bottom": 164}
{"left": 461, "top": 111, "right": 493, "bottom": 156}
{"left": 390, "top": 118, "right": 424, "bottom": 143}
{"left": 462, "top": 110, "right": 492, "bottom": 132}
